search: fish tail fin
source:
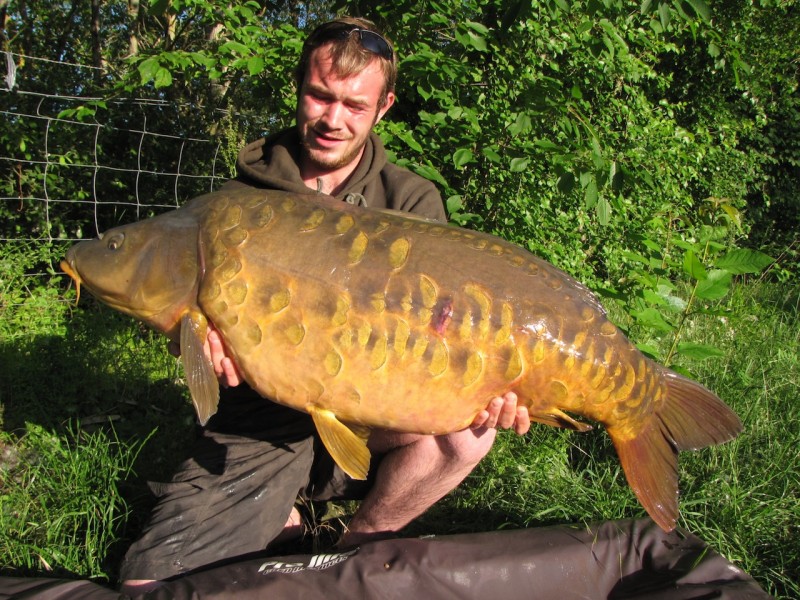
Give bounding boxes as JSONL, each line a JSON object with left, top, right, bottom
{"left": 610, "top": 368, "right": 742, "bottom": 532}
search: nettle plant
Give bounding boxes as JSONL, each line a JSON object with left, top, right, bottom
{"left": 608, "top": 197, "right": 773, "bottom": 370}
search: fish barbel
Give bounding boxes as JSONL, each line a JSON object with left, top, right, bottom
{"left": 61, "top": 188, "right": 742, "bottom": 531}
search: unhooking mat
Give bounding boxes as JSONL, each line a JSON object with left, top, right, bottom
{"left": 0, "top": 518, "right": 772, "bottom": 599}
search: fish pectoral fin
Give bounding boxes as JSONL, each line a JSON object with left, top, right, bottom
{"left": 310, "top": 407, "right": 371, "bottom": 481}
{"left": 529, "top": 407, "right": 593, "bottom": 432}
{"left": 180, "top": 312, "right": 219, "bottom": 426}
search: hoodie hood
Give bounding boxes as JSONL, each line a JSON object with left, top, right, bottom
{"left": 234, "top": 128, "right": 387, "bottom": 201}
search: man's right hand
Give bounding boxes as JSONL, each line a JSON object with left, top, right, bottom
{"left": 168, "top": 324, "right": 243, "bottom": 387}
{"left": 205, "top": 326, "right": 243, "bottom": 387}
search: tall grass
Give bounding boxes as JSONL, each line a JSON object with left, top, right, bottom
{"left": 0, "top": 424, "right": 149, "bottom": 579}
{"left": 1, "top": 241, "right": 797, "bottom": 596}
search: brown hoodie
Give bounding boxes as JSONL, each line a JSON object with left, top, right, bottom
{"left": 222, "top": 128, "right": 446, "bottom": 223}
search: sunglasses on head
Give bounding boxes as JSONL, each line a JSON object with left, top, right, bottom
{"left": 314, "top": 23, "right": 394, "bottom": 61}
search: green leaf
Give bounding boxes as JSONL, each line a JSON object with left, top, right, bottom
{"left": 596, "top": 196, "right": 611, "bottom": 226}
{"left": 584, "top": 177, "right": 598, "bottom": 208}
{"left": 397, "top": 130, "right": 424, "bottom": 153}
{"left": 676, "top": 342, "right": 725, "bottom": 360}
{"left": 695, "top": 269, "right": 732, "bottom": 300}
{"left": 684, "top": 0, "right": 712, "bottom": 21}
{"left": 465, "top": 20, "right": 490, "bottom": 35}
{"left": 482, "top": 147, "right": 502, "bottom": 163}
{"left": 659, "top": 3, "right": 671, "bottom": 28}
{"left": 246, "top": 56, "right": 265, "bottom": 76}
{"left": 446, "top": 195, "right": 463, "bottom": 213}
{"left": 715, "top": 249, "right": 774, "bottom": 274}
{"left": 137, "top": 57, "right": 160, "bottom": 84}
{"left": 508, "top": 112, "right": 532, "bottom": 136}
{"left": 467, "top": 31, "right": 488, "bottom": 52}
{"left": 411, "top": 163, "right": 448, "bottom": 187}
{"left": 453, "top": 148, "right": 475, "bottom": 168}
{"left": 220, "top": 41, "right": 250, "bottom": 56}
{"left": 631, "top": 307, "right": 676, "bottom": 332}
{"left": 509, "top": 157, "right": 530, "bottom": 173}
{"left": 683, "top": 250, "right": 707, "bottom": 281}
{"left": 534, "top": 139, "right": 564, "bottom": 152}
{"left": 154, "top": 67, "right": 172, "bottom": 88}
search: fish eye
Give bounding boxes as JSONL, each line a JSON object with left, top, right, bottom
{"left": 107, "top": 233, "right": 125, "bottom": 251}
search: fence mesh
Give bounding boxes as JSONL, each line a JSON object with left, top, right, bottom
{"left": 1, "top": 51, "right": 236, "bottom": 245}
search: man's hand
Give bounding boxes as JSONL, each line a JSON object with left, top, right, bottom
{"left": 206, "top": 327, "right": 243, "bottom": 387}
{"left": 470, "top": 391, "right": 530, "bottom": 435}
{"left": 167, "top": 324, "right": 243, "bottom": 387}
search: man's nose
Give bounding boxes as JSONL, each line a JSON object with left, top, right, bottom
{"left": 319, "top": 102, "right": 344, "bottom": 129}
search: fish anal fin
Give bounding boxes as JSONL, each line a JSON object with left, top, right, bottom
{"left": 180, "top": 312, "right": 219, "bottom": 426}
{"left": 310, "top": 407, "right": 371, "bottom": 480}
{"left": 529, "top": 407, "right": 593, "bottom": 433}
{"left": 611, "top": 423, "right": 679, "bottom": 532}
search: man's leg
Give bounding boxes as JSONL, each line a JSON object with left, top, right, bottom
{"left": 119, "top": 392, "right": 316, "bottom": 594}
{"left": 338, "top": 392, "right": 526, "bottom": 546}
{"left": 338, "top": 426, "right": 497, "bottom": 546}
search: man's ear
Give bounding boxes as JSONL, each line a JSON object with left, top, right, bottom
{"left": 376, "top": 92, "right": 396, "bottom": 124}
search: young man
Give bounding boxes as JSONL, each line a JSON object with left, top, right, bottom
{"left": 120, "top": 17, "right": 529, "bottom": 594}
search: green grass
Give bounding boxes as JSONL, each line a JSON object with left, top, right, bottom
{"left": 1, "top": 242, "right": 798, "bottom": 597}
{"left": 0, "top": 423, "right": 149, "bottom": 579}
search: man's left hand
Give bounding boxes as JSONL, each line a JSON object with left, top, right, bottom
{"left": 470, "top": 392, "right": 530, "bottom": 435}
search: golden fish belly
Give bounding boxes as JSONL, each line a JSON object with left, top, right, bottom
{"left": 195, "top": 191, "right": 658, "bottom": 434}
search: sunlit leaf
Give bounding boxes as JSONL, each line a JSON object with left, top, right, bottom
{"left": 715, "top": 249, "right": 774, "bottom": 274}
{"left": 683, "top": 250, "right": 707, "bottom": 281}
{"left": 676, "top": 342, "right": 726, "bottom": 360}
{"left": 695, "top": 269, "right": 732, "bottom": 300}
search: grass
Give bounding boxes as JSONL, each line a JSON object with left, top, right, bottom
{"left": 0, "top": 423, "right": 149, "bottom": 579}
{"left": 1, "top": 242, "right": 798, "bottom": 597}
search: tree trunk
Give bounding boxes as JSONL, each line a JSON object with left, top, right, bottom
{"left": 128, "top": 0, "right": 140, "bottom": 57}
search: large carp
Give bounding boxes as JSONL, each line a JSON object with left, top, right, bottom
{"left": 61, "top": 188, "right": 741, "bottom": 531}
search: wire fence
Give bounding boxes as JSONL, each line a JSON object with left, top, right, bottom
{"left": 1, "top": 52, "right": 237, "bottom": 245}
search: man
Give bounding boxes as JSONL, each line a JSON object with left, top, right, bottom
{"left": 120, "top": 17, "right": 529, "bottom": 594}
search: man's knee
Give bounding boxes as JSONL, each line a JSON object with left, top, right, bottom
{"left": 368, "top": 427, "right": 497, "bottom": 470}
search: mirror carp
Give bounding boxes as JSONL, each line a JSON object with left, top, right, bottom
{"left": 61, "top": 188, "right": 742, "bottom": 531}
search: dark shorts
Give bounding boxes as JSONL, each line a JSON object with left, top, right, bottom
{"left": 119, "top": 386, "right": 373, "bottom": 582}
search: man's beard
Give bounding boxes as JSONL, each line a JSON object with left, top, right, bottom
{"left": 302, "top": 137, "right": 364, "bottom": 170}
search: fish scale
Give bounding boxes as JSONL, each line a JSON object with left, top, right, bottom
{"left": 61, "top": 187, "right": 742, "bottom": 532}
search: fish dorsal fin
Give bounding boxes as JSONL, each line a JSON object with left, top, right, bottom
{"left": 180, "top": 312, "right": 219, "bottom": 425}
{"left": 310, "top": 407, "right": 371, "bottom": 480}
{"left": 529, "top": 407, "right": 593, "bottom": 432}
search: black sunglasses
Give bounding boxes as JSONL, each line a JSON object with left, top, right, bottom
{"left": 313, "top": 24, "right": 394, "bottom": 61}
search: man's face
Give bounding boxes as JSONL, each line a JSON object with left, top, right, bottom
{"left": 297, "top": 45, "right": 395, "bottom": 173}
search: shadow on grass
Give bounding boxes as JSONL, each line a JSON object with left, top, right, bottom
{"left": 0, "top": 300, "right": 197, "bottom": 580}
{"left": 1, "top": 299, "right": 195, "bottom": 474}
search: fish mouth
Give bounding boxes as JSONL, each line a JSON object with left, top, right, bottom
{"left": 60, "top": 259, "right": 82, "bottom": 303}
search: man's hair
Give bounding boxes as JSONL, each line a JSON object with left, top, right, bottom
{"left": 295, "top": 17, "right": 397, "bottom": 110}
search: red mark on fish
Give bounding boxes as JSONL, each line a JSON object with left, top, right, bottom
{"left": 432, "top": 299, "right": 454, "bottom": 335}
